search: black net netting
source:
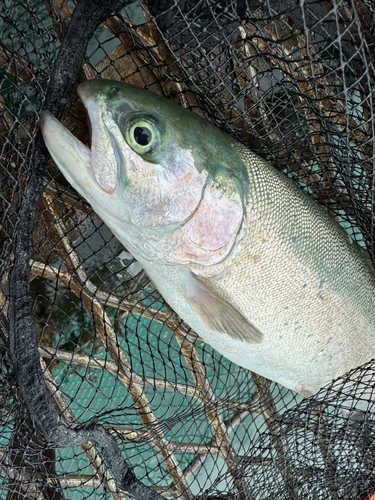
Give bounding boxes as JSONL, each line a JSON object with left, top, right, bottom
{"left": 1, "top": 0, "right": 375, "bottom": 499}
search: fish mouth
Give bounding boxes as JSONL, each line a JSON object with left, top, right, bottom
{"left": 40, "top": 110, "right": 92, "bottom": 189}
{"left": 40, "top": 87, "right": 120, "bottom": 195}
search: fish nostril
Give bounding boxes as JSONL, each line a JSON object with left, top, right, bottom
{"left": 109, "top": 87, "right": 119, "bottom": 98}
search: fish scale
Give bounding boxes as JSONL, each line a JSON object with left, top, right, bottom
{"left": 203, "top": 145, "right": 375, "bottom": 395}
{"left": 41, "top": 78, "right": 375, "bottom": 397}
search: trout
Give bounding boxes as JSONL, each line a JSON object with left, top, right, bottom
{"left": 41, "top": 79, "right": 375, "bottom": 397}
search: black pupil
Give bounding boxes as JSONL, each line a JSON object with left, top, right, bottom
{"left": 134, "top": 126, "right": 152, "bottom": 146}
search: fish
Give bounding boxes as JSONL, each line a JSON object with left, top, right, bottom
{"left": 40, "top": 79, "right": 375, "bottom": 397}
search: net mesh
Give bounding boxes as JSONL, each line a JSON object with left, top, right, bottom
{"left": 1, "top": 0, "right": 375, "bottom": 498}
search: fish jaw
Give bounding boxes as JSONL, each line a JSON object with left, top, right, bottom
{"left": 40, "top": 111, "right": 93, "bottom": 193}
{"left": 40, "top": 110, "right": 129, "bottom": 236}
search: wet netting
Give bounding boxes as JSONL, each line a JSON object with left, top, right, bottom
{"left": 1, "top": 0, "right": 375, "bottom": 498}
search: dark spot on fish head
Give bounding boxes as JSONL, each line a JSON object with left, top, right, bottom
{"left": 109, "top": 87, "right": 119, "bottom": 99}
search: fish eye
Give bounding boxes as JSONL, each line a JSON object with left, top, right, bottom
{"left": 133, "top": 125, "right": 152, "bottom": 146}
{"left": 124, "top": 115, "right": 163, "bottom": 156}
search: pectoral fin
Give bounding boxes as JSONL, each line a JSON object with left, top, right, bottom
{"left": 180, "top": 270, "right": 263, "bottom": 343}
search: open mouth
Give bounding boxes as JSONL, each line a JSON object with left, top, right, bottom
{"left": 40, "top": 110, "right": 92, "bottom": 167}
{"left": 40, "top": 101, "right": 120, "bottom": 195}
{"left": 40, "top": 109, "right": 94, "bottom": 200}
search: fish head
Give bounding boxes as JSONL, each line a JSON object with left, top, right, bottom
{"left": 41, "top": 79, "right": 245, "bottom": 266}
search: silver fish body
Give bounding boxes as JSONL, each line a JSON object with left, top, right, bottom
{"left": 41, "top": 79, "right": 375, "bottom": 396}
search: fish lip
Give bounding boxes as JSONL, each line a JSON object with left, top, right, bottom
{"left": 40, "top": 110, "right": 92, "bottom": 157}
{"left": 40, "top": 110, "right": 93, "bottom": 207}
{"left": 40, "top": 110, "right": 91, "bottom": 169}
